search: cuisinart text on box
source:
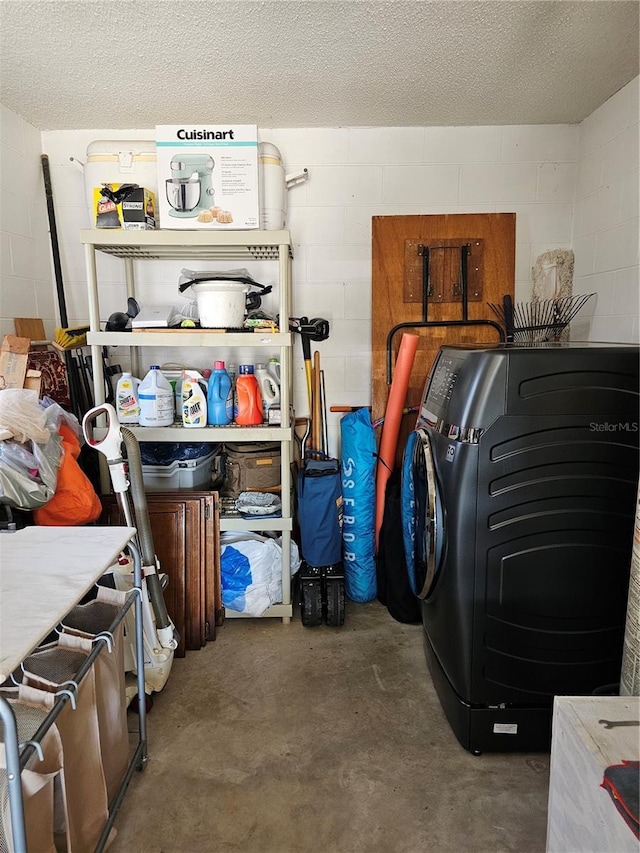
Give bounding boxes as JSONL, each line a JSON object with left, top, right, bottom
{"left": 155, "top": 124, "right": 259, "bottom": 230}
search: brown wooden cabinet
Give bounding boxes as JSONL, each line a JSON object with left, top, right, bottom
{"left": 101, "top": 491, "right": 221, "bottom": 657}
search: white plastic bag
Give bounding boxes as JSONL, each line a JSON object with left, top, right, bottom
{"left": 0, "top": 389, "right": 51, "bottom": 443}
{"left": 220, "top": 532, "right": 300, "bottom": 617}
{"left": 0, "top": 435, "right": 61, "bottom": 508}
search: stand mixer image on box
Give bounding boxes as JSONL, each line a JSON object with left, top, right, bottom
{"left": 165, "top": 153, "right": 215, "bottom": 218}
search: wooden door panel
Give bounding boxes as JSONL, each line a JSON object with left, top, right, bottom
{"left": 185, "top": 490, "right": 221, "bottom": 639}
{"left": 101, "top": 498, "right": 188, "bottom": 656}
{"left": 148, "top": 503, "right": 187, "bottom": 656}
{"left": 100, "top": 491, "right": 220, "bottom": 654}
{"left": 372, "top": 213, "right": 515, "bottom": 428}
{"left": 183, "top": 499, "right": 202, "bottom": 652}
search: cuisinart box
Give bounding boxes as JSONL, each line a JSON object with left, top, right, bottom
{"left": 155, "top": 124, "right": 259, "bottom": 230}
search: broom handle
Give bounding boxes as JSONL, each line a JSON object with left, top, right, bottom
{"left": 312, "top": 351, "right": 322, "bottom": 453}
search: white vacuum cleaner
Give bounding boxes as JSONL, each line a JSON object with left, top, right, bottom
{"left": 82, "top": 403, "right": 177, "bottom": 698}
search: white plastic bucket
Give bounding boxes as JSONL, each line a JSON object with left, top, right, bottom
{"left": 190, "top": 281, "right": 249, "bottom": 328}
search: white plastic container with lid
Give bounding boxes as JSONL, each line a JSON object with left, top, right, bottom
{"left": 190, "top": 280, "right": 249, "bottom": 329}
{"left": 84, "top": 140, "right": 157, "bottom": 224}
{"left": 138, "top": 366, "right": 175, "bottom": 427}
{"left": 258, "top": 142, "right": 286, "bottom": 231}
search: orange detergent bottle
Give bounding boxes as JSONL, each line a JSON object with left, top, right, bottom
{"left": 235, "top": 365, "right": 263, "bottom": 425}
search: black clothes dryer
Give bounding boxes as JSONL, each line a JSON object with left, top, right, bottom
{"left": 404, "top": 342, "right": 639, "bottom": 753}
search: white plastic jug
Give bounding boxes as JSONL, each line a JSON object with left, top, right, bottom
{"left": 181, "top": 370, "right": 207, "bottom": 428}
{"left": 267, "top": 357, "right": 281, "bottom": 386}
{"left": 138, "top": 366, "right": 175, "bottom": 427}
{"left": 115, "top": 372, "right": 141, "bottom": 424}
{"left": 255, "top": 362, "right": 280, "bottom": 415}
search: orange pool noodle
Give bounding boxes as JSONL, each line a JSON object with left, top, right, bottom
{"left": 375, "top": 332, "right": 419, "bottom": 550}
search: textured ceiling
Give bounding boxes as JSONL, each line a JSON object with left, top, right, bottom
{"left": 1, "top": 1, "right": 638, "bottom": 130}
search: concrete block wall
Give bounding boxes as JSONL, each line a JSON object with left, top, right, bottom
{"left": 40, "top": 122, "right": 580, "bottom": 454}
{"left": 0, "top": 104, "right": 56, "bottom": 342}
{"left": 572, "top": 77, "right": 640, "bottom": 343}
{"left": 1, "top": 77, "right": 637, "bottom": 454}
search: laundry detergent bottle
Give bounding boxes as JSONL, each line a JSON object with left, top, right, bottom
{"left": 255, "top": 362, "right": 280, "bottom": 417}
{"left": 235, "top": 364, "right": 263, "bottom": 425}
{"left": 181, "top": 370, "right": 208, "bottom": 428}
{"left": 138, "top": 366, "right": 174, "bottom": 427}
{"left": 267, "top": 357, "right": 281, "bottom": 386}
{"left": 207, "top": 361, "right": 232, "bottom": 425}
{"left": 226, "top": 362, "right": 237, "bottom": 421}
{"left": 115, "top": 372, "right": 141, "bottom": 424}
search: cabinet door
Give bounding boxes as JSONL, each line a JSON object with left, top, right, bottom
{"left": 100, "top": 492, "right": 220, "bottom": 655}
{"left": 101, "top": 497, "right": 189, "bottom": 657}
{"left": 188, "top": 491, "right": 222, "bottom": 635}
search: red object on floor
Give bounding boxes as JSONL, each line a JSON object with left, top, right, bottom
{"left": 602, "top": 760, "right": 640, "bottom": 840}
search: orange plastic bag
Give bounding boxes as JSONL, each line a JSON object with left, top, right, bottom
{"left": 34, "top": 423, "right": 102, "bottom": 526}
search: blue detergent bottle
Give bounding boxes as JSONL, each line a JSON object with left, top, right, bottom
{"left": 208, "top": 361, "right": 232, "bottom": 425}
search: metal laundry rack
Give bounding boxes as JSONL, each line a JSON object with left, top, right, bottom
{"left": 0, "top": 531, "right": 147, "bottom": 853}
{"left": 386, "top": 243, "right": 505, "bottom": 383}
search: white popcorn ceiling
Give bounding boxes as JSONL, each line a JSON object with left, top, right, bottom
{"left": 1, "top": 0, "right": 638, "bottom": 130}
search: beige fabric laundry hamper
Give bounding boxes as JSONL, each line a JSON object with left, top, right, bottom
{"left": 21, "top": 641, "right": 110, "bottom": 852}
{"left": 61, "top": 586, "right": 130, "bottom": 802}
{"left": 0, "top": 691, "right": 63, "bottom": 853}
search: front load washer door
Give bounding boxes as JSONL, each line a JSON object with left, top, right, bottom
{"left": 412, "top": 428, "right": 444, "bottom": 599}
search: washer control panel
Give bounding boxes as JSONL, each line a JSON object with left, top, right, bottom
{"left": 418, "top": 350, "right": 483, "bottom": 443}
{"left": 428, "top": 354, "right": 460, "bottom": 408}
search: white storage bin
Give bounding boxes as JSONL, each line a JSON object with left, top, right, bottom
{"left": 142, "top": 450, "right": 215, "bottom": 492}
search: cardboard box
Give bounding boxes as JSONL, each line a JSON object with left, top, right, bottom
{"left": 23, "top": 369, "right": 42, "bottom": 395}
{"left": 155, "top": 124, "right": 259, "bottom": 230}
{"left": 93, "top": 184, "right": 156, "bottom": 230}
{"left": 0, "top": 335, "right": 30, "bottom": 390}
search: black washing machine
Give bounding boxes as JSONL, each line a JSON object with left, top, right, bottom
{"left": 404, "top": 342, "right": 639, "bottom": 753}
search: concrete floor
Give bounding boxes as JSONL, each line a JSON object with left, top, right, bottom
{"left": 110, "top": 600, "right": 550, "bottom": 853}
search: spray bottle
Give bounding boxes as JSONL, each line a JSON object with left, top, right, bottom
{"left": 181, "top": 370, "right": 208, "bottom": 428}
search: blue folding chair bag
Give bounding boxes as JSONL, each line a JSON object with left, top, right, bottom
{"left": 297, "top": 458, "right": 343, "bottom": 567}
